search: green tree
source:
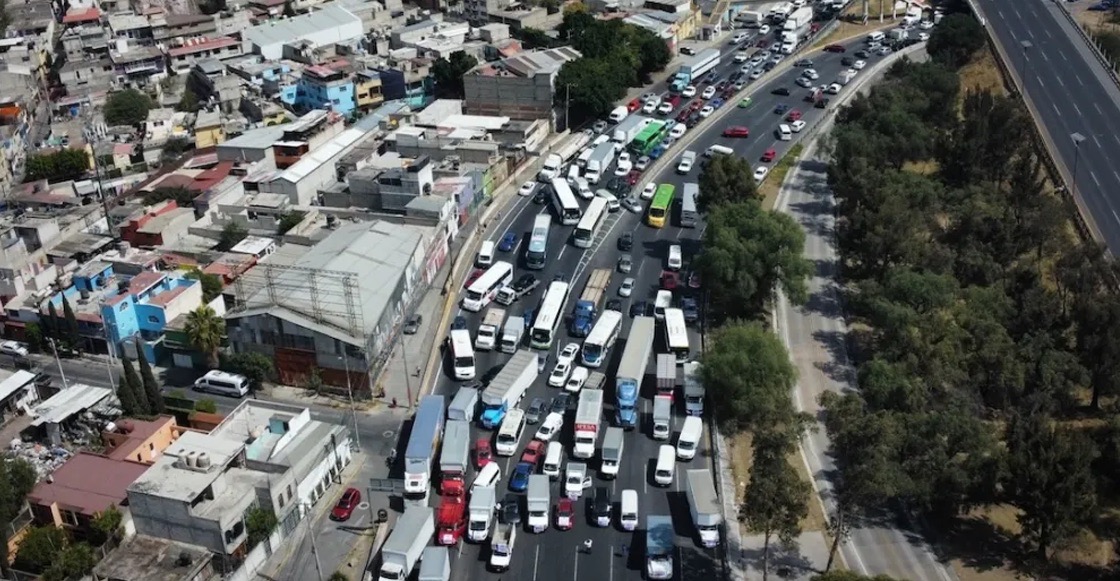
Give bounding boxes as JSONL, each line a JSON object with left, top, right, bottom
{"left": 699, "top": 323, "right": 801, "bottom": 432}
{"left": 45, "top": 300, "right": 59, "bottom": 347}
{"left": 142, "top": 186, "right": 196, "bottom": 206}
{"left": 277, "top": 211, "right": 306, "bottom": 235}
{"left": 43, "top": 542, "right": 96, "bottom": 581}
{"left": 104, "top": 88, "right": 153, "bottom": 126}
{"left": 25, "top": 149, "right": 91, "bottom": 182}
{"left": 0, "top": 457, "right": 37, "bottom": 577}
{"left": 222, "top": 351, "right": 275, "bottom": 393}
{"left": 120, "top": 355, "right": 150, "bottom": 416}
{"left": 555, "top": 58, "right": 627, "bottom": 126}
{"left": 194, "top": 398, "right": 218, "bottom": 413}
{"left": 115, "top": 364, "right": 143, "bottom": 417}
{"left": 184, "top": 268, "right": 223, "bottom": 303}
{"left": 176, "top": 89, "right": 201, "bottom": 113}
{"left": 90, "top": 506, "right": 123, "bottom": 546}
{"left": 246, "top": 506, "right": 278, "bottom": 547}
{"left": 186, "top": 305, "right": 225, "bottom": 367}
{"left": 513, "top": 27, "right": 556, "bottom": 49}
{"left": 741, "top": 429, "right": 810, "bottom": 580}
{"left": 925, "top": 13, "right": 985, "bottom": 69}
{"left": 135, "top": 337, "right": 165, "bottom": 414}
{"left": 216, "top": 222, "right": 248, "bottom": 252}
{"left": 329, "top": 572, "right": 348, "bottom": 581}
{"left": 282, "top": 0, "right": 296, "bottom": 17}
{"left": 61, "top": 294, "right": 80, "bottom": 353}
{"left": 24, "top": 322, "right": 43, "bottom": 353}
{"left": 631, "top": 27, "right": 671, "bottom": 77}
{"left": 697, "top": 153, "right": 757, "bottom": 211}
{"left": 431, "top": 51, "right": 479, "bottom": 99}
{"left": 1074, "top": 293, "right": 1120, "bottom": 410}
{"left": 13, "top": 525, "right": 66, "bottom": 573}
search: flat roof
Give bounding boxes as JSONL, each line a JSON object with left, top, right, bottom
{"left": 0, "top": 370, "right": 35, "bottom": 402}
{"left": 128, "top": 431, "right": 244, "bottom": 502}
{"left": 31, "top": 385, "right": 113, "bottom": 427}
{"left": 94, "top": 535, "right": 212, "bottom": 581}
{"left": 230, "top": 235, "right": 275, "bottom": 256}
{"left": 242, "top": 4, "right": 360, "bottom": 48}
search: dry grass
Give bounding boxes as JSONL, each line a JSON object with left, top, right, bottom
{"left": 788, "top": 443, "right": 829, "bottom": 532}
{"left": 759, "top": 144, "right": 804, "bottom": 209}
{"left": 844, "top": 0, "right": 894, "bottom": 20}
{"left": 902, "top": 159, "right": 939, "bottom": 175}
{"left": 726, "top": 430, "right": 828, "bottom": 538}
{"left": 1074, "top": 3, "right": 1120, "bottom": 32}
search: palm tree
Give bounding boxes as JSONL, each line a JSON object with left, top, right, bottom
{"left": 185, "top": 305, "right": 224, "bottom": 368}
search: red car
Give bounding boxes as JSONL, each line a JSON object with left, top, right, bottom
{"left": 555, "top": 497, "right": 575, "bottom": 530}
{"left": 330, "top": 488, "right": 361, "bottom": 521}
{"left": 464, "top": 268, "right": 484, "bottom": 288}
{"left": 676, "top": 109, "right": 691, "bottom": 123}
{"left": 666, "top": 94, "right": 682, "bottom": 108}
{"left": 688, "top": 99, "right": 704, "bottom": 112}
{"left": 761, "top": 148, "right": 776, "bottom": 163}
{"left": 626, "top": 98, "right": 642, "bottom": 112}
{"left": 474, "top": 438, "right": 492, "bottom": 469}
{"left": 786, "top": 110, "right": 802, "bottom": 122}
{"left": 521, "top": 440, "right": 545, "bottom": 468}
{"left": 722, "top": 126, "right": 750, "bottom": 138}
{"left": 626, "top": 169, "right": 642, "bottom": 186}
{"left": 824, "top": 44, "right": 846, "bottom": 53}
{"left": 660, "top": 271, "right": 680, "bottom": 291}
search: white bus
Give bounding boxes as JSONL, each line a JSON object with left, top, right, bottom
{"left": 549, "top": 178, "right": 583, "bottom": 225}
{"left": 581, "top": 309, "right": 623, "bottom": 368}
{"left": 663, "top": 308, "right": 690, "bottom": 363}
{"left": 681, "top": 183, "right": 699, "bottom": 228}
{"left": 449, "top": 329, "right": 476, "bottom": 380}
{"left": 572, "top": 197, "right": 609, "bottom": 248}
{"left": 526, "top": 214, "right": 551, "bottom": 270}
{"left": 530, "top": 281, "right": 571, "bottom": 349}
{"left": 461, "top": 261, "right": 514, "bottom": 312}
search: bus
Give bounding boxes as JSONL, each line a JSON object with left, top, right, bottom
{"left": 680, "top": 183, "right": 699, "bottom": 228}
{"left": 549, "top": 178, "right": 583, "bottom": 225}
{"left": 647, "top": 184, "right": 675, "bottom": 228}
{"left": 461, "top": 261, "right": 514, "bottom": 312}
{"left": 526, "top": 214, "right": 551, "bottom": 270}
{"left": 581, "top": 309, "right": 623, "bottom": 368}
{"left": 631, "top": 121, "right": 671, "bottom": 156}
{"left": 663, "top": 308, "right": 690, "bottom": 363}
{"left": 530, "top": 281, "right": 571, "bottom": 349}
{"left": 572, "top": 197, "right": 609, "bottom": 248}
{"left": 449, "top": 329, "right": 477, "bottom": 380}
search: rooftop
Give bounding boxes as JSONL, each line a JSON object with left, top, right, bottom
{"left": 470, "top": 46, "right": 581, "bottom": 78}
{"left": 242, "top": 4, "right": 361, "bottom": 48}
{"left": 230, "top": 235, "right": 275, "bottom": 256}
{"left": 93, "top": 535, "right": 213, "bottom": 581}
{"left": 0, "top": 370, "right": 36, "bottom": 403}
{"left": 136, "top": 207, "right": 195, "bottom": 235}
{"left": 128, "top": 431, "right": 245, "bottom": 503}
{"left": 30, "top": 384, "right": 113, "bottom": 427}
{"left": 168, "top": 36, "right": 239, "bottom": 58}
{"left": 27, "top": 452, "right": 150, "bottom": 516}
{"left": 104, "top": 416, "right": 179, "bottom": 462}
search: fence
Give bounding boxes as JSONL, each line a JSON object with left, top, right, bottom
{"left": 1053, "top": 1, "right": 1120, "bottom": 92}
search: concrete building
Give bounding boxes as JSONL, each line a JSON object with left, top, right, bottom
{"left": 94, "top": 535, "right": 216, "bottom": 581}
{"left": 242, "top": 5, "right": 364, "bottom": 60}
{"left": 294, "top": 65, "right": 357, "bottom": 116}
{"left": 167, "top": 37, "right": 244, "bottom": 74}
{"left": 464, "top": 47, "right": 581, "bottom": 126}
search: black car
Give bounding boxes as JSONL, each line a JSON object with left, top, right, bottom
{"left": 451, "top": 316, "right": 467, "bottom": 330}
{"left": 550, "top": 393, "right": 573, "bottom": 415}
{"left": 771, "top": 87, "right": 790, "bottom": 96}
{"left": 763, "top": 61, "right": 776, "bottom": 71}
{"left": 815, "top": 98, "right": 829, "bottom": 109}
{"left": 402, "top": 314, "right": 423, "bottom": 334}
{"left": 855, "top": 49, "right": 871, "bottom": 59}
{"left": 618, "top": 232, "right": 633, "bottom": 251}
{"left": 526, "top": 397, "right": 546, "bottom": 425}
{"left": 513, "top": 273, "right": 539, "bottom": 294}
{"left": 462, "top": 379, "right": 485, "bottom": 391}
{"left": 729, "top": 71, "right": 743, "bottom": 82}
{"left": 606, "top": 299, "right": 623, "bottom": 312}
{"left": 795, "top": 58, "right": 813, "bottom": 67}
{"left": 681, "top": 297, "right": 700, "bottom": 324}
{"left": 630, "top": 301, "right": 649, "bottom": 318}
{"left": 501, "top": 494, "right": 522, "bottom": 524}
{"left": 533, "top": 188, "right": 549, "bottom": 204}
{"left": 841, "top": 57, "right": 854, "bottom": 66}
{"left": 553, "top": 272, "right": 568, "bottom": 283}
{"left": 590, "top": 487, "right": 612, "bottom": 526}
{"left": 715, "top": 80, "right": 730, "bottom": 91}
{"left": 607, "top": 176, "right": 629, "bottom": 196}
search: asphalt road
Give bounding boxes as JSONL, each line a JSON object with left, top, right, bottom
{"left": 423, "top": 35, "right": 891, "bottom": 581}
{"left": 979, "top": 0, "right": 1120, "bottom": 252}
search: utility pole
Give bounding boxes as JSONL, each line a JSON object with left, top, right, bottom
{"left": 46, "top": 338, "right": 69, "bottom": 389}
{"left": 306, "top": 505, "right": 326, "bottom": 581}
{"left": 339, "top": 353, "right": 361, "bottom": 451}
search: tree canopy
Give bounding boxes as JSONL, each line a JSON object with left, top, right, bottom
{"left": 431, "top": 51, "right": 479, "bottom": 99}
{"left": 104, "top": 89, "right": 152, "bottom": 126}
{"left": 25, "top": 149, "right": 90, "bottom": 183}
{"left": 699, "top": 322, "right": 801, "bottom": 433}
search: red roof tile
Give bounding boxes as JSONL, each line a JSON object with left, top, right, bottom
{"left": 28, "top": 452, "right": 149, "bottom": 517}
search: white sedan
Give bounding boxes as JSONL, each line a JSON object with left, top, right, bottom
{"left": 614, "top": 158, "right": 633, "bottom": 176}
{"left": 759, "top": 24, "right": 771, "bottom": 35}
{"left": 795, "top": 77, "right": 813, "bottom": 88}
{"left": 558, "top": 342, "right": 580, "bottom": 366}
{"left": 641, "top": 183, "right": 656, "bottom": 200}
{"left": 518, "top": 181, "right": 536, "bottom": 196}
{"left": 701, "top": 86, "right": 717, "bottom": 99}
{"left": 733, "top": 51, "right": 749, "bottom": 63}
{"left": 657, "top": 101, "right": 674, "bottom": 115}
{"left": 681, "top": 85, "right": 697, "bottom": 97}
{"left": 642, "top": 100, "right": 658, "bottom": 114}
{"left": 852, "top": 60, "right": 867, "bottom": 70}
{"left": 549, "top": 361, "right": 572, "bottom": 388}
{"left": 670, "top": 123, "right": 687, "bottom": 139}
{"left": 699, "top": 106, "right": 715, "bottom": 118}
{"left": 565, "top": 366, "right": 589, "bottom": 393}
{"left": 635, "top": 155, "right": 651, "bottom": 171}
{"left": 677, "top": 155, "right": 694, "bottom": 174}
{"left": 802, "top": 68, "right": 819, "bottom": 80}
{"left": 749, "top": 69, "right": 764, "bottom": 80}
{"left": 753, "top": 166, "right": 769, "bottom": 183}
{"left": 826, "top": 83, "right": 842, "bottom": 95}
{"left": 534, "top": 412, "right": 564, "bottom": 442}
{"left": 918, "top": 32, "right": 930, "bottom": 41}
{"left": 0, "top": 340, "right": 28, "bottom": 358}
{"left": 790, "top": 119, "right": 807, "bottom": 133}
{"left": 619, "top": 277, "right": 635, "bottom": 297}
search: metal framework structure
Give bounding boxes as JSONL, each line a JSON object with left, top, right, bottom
{"left": 231, "top": 262, "right": 365, "bottom": 342}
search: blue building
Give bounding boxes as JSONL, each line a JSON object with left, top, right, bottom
{"left": 293, "top": 65, "right": 357, "bottom": 115}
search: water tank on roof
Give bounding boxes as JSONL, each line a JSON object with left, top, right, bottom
{"left": 118, "top": 420, "right": 135, "bottom": 433}
{"left": 185, "top": 451, "right": 199, "bottom": 468}
{"left": 196, "top": 453, "right": 211, "bottom": 469}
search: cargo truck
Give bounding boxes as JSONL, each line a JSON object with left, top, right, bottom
{"left": 439, "top": 420, "right": 471, "bottom": 496}
{"left": 735, "top": 10, "right": 765, "bottom": 24}
{"left": 490, "top": 523, "right": 517, "bottom": 571}
{"left": 404, "top": 395, "right": 446, "bottom": 500}
{"left": 467, "top": 484, "right": 497, "bottom": 542}
{"left": 418, "top": 547, "right": 450, "bottom": 581}
{"left": 600, "top": 427, "right": 624, "bottom": 479}
{"left": 448, "top": 387, "right": 479, "bottom": 422}
{"left": 435, "top": 494, "right": 467, "bottom": 545}
{"left": 780, "top": 6, "right": 814, "bottom": 50}
{"left": 646, "top": 514, "right": 675, "bottom": 580}
{"left": 672, "top": 48, "right": 721, "bottom": 91}
{"left": 573, "top": 385, "right": 604, "bottom": 458}
{"left": 526, "top": 475, "right": 550, "bottom": 533}
{"left": 682, "top": 361, "right": 704, "bottom": 416}
{"left": 656, "top": 354, "right": 677, "bottom": 400}
{"left": 584, "top": 142, "right": 616, "bottom": 185}
{"left": 565, "top": 462, "right": 590, "bottom": 499}
{"left": 480, "top": 350, "right": 537, "bottom": 428}
{"left": 499, "top": 317, "right": 523, "bottom": 353}
{"left": 652, "top": 395, "right": 672, "bottom": 441}
{"left": 475, "top": 308, "right": 506, "bottom": 351}
{"left": 378, "top": 506, "right": 435, "bottom": 581}
{"left": 616, "top": 316, "right": 655, "bottom": 429}
{"left": 686, "top": 469, "right": 723, "bottom": 548}
{"left": 570, "top": 268, "right": 612, "bottom": 337}
{"left": 612, "top": 115, "right": 652, "bottom": 151}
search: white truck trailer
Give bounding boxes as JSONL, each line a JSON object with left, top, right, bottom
{"left": 378, "top": 506, "right": 435, "bottom": 581}
{"left": 479, "top": 350, "right": 537, "bottom": 428}
{"left": 404, "top": 395, "right": 446, "bottom": 500}
{"left": 417, "top": 546, "right": 450, "bottom": 581}
{"left": 439, "top": 420, "right": 470, "bottom": 496}
{"left": 526, "top": 474, "right": 550, "bottom": 533}
{"left": 475, "top": 307, "right": 506, "bottom": 351}
{"left": 573, "top": 386, "right": 605, "bottom": 458}
{"left": 686, "top": 469, "right": 723, "bottom": 548}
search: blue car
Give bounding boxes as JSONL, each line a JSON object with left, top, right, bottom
{"left": 649, "top": 145, "right": 666, "bottom": 160}
{"left": 498, "top": 232, "right": 518, "bottom": 252}
{"left": 710, "top": 98, "right": 724, "bottom": 109}
{"left": 509, "top": 461, "right": 533, "bottom": 492}
{"left": 774, "top": 104, "right": 790, "bottom": 115}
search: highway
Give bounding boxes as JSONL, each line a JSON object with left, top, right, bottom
{"left": 422, "top": 34, "right": 888, "bottom": 581}
{"left": 979, "top": 0, "right": 1120, "bottom": 253}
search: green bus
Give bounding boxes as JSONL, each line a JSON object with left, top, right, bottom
{"left": 630, "top": 121, "right": 671, "bottom": 156}
{"left": 647, "top": 184, "right": 675, "bottom": 228}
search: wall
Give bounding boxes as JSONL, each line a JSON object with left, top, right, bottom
{"left": 464, "top": 71, "right": 555, "bottom": 121}
{"left": 294, "top": 434, "right": 352, "bottom": 507}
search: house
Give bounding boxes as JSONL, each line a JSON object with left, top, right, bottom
{"left": 294, "top": 65, "right": 356, "bottom": 115}
{"left": 194, "top": 110, "right": 225, "bottom": 149}
{"left": 0, "top": 370, "right": 41, "bottom": 426}
{"left": 28, "top": 384, "right": 116, "bottom": 446}
{"left": 94, "top": 535, "right": 216, "bottom": 581}
{"left": 463, "top": 47, "right": 582, "bottom": 127}
{"left": 26, "top": 452, "right": 150, "bottom": 540}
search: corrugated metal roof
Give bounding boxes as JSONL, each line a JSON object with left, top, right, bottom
{"left": 243, "top": 5, "right": 361, "bottom": 48}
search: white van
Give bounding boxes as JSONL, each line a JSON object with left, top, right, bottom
{"left": 495, "top": 409, "right": 527, "bottom": 456}
{"left": 654, "top": 290, "right": 673, "bottom": 320}
{"left": 538, "top": 153, "right": 562, "bottom": 182}
{"left": 608, "top": 106, "right": 629, "bottom": 123}
{"left": 619, "top": 489, "right": 639, "bottom": 531}
{"left": 574, "top": 177, "right": 593, "bottom": 200}
{"left": 676, "top": 416, "right": 703, "bottom": 461}
{"left": 567, "top": 163, "right": 581, "bottom": 187}
{"left": 654, "top": 445, "right": 676, "bottom": 486}
{"left": 476, "top": 241, "right": 495, "bottom": 268}
{"left": 704, "top": 144, "right": 733, "bottom": 157}
{"left": 472, "top": 462, "right": 502, "bottom": 493}
{"left": 866, "top": 31, "right": 885, "bottom": 44}
{"left": 576, "top": 148, "right": 594, "bottom": 168}
{"left": 194, "top": 370, "right": 250, "bottom": 397}
{"left": 777, "top": 124, "right": 792, "bottom": 141}
{"left": 667, "top": 245, "right": 682, "bottom": 271}
{"left": 543, "top": 441, "right": 563, "bottom": 479}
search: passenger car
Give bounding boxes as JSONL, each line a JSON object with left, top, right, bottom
{"left": 618, "top": 232, "right": 633, "bottom": 251}
{"left": 330, "top": 488, "right": 361, "bottom": 521}
{"left": 548, "top": 361, "right": 572, "bottom": 387}
{"left": 558, "top": 343, "right": 580, "bottom": 366}
{"left": 622, "top": 197, "right": 643, "bottom": 214}
{"left": 823, "top": 44, "right": 846, "bottom": 52}
{"left": 402, "top": 314, "right": 423, "bottom": 335}
{"left": 535, "top": 413, "right": 564, "bottom": 442}
{"left": 753, "top": 166, "right": 770, "bottom": 183}
{"left": 556, "top": 498, "right": 575, "bottom": 530}
{"left": 761, "top": 148, "right": 776, "bottom": 163}
{"left": 498, "top": 232, "right": 518, "bottom": 252}
{"left": 722, "top": 126, "right": 750, "bottom": 138}
{"left": 641, "top": 183, "right": 656, "bottom": 199}
{"left": 701, "top": 86, "right": 716, "bottom": 99}
{"left": 681, "top": 85, "right": 696, "bottom": 97}
{"left": 618, "top": 254, "right": 633, "bottom": 274}
{"left": 474, "top": 438, "right": 492, "bottom": 469}
{"left": 619, "top": 277, "right": 635, "bottom": 297}
{"left": 526, "top": 397, "right": 546, "bottom": 424}
{"left": 518, "top": 181, "right": 536, "bottom": 196}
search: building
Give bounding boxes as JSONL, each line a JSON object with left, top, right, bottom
{"left": 167, "top": 37, "right": 244, "bottom": 74}
{"left": 294, "top": 65, "right": 357, "bottom": 115}
{"left": 194, "top": 110, "right": 226, "bottom": 149}
{"left": 27, "top": 452, "right": 150, "bottom": 540}
{"left": 464, "top": 47, "right": 581, "bottom": 126}
{"left": 242, "top": 5, "right": 364, "bottom": 60}
{"left": 0, "top": 370, "right": 40, "bottom": 425}
{"left": 28, "top": 384, "right": 115, "bottom": 446}
{"left": 127, "top": 400, "right": 352, "bottom": 555}
{"left": 354, "top": 70, "right": 385, "bottom": 111}
{"left": 94, "top": 535, "right": 216, "bottom": 581}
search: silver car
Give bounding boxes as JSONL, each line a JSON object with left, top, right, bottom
{"left": 618, "top": 254, "right": 633, "bottom": 274}
{"left": 619, "top": 277, "right": 635, "bottom": 297}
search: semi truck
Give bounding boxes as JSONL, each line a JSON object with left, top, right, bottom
{"left": 584, "top": 142, "right": 616, "bottom": 185}
{"left": 570, "top": 268, "right": 612, "bottom": 337}
{"left": 499, "top": 317, "right": 523, "bottom": 353}
{"left": 418, "top": 547, "right": 450, "bottom": 581}
{"left": 490, "top": 523, "right": 517, "bottom": 571}
{"left": 439, "top": 420, "right": 470, "bottom": 496}
{"left": 404, "top": 395, "right": 446, "bottom": 501}
{"left": 573, "top": 385, "right": 604, "bottom": 458}
{"left": 735, "top": 10, "right": 765, "bottom": 24}
{"left": 686, "top": 469, "right": 723, "bottom": 548}
{"left": 467, "top": 484, "right": 497, "bottom": 542}
{"left": 682, "top": 361, "right": 704, "bottom": 416}
{"left": 652, "top": 394, "right": 672, "bottom": 441}
{"left": 526, "top": 475, "right": 550, "bottom": 533}
{"left": 475, "top": 308, "right": 506, "bottom": 351}
{"left": 780, "top": 6, "right": 814, "bottom": 50}
{"left": 435, "top": 494, "right": 467, "bottom": 546}
{"left": 646, "top": 514, "right": 675, "bottom": 580}
{"left": 656, "top": 354, "right": 677, "bottom": 399}
{"left": 378, "top": 505, "right": 435, "bottom": 581}
{"left": 672, "top": 48, "right": 721, "bottom": 91}
{"left": 616, "top": 316, "right": 655, "bottom": 429}
{"left": 480, "top": 350, "right": 537, "bottom": 428}
{"left": 612, "top": 115, "right": 652, "bottom": 151}
{"left": 600, "top": 427, "right": 624, "bottom": 479}
{"left": 448, "top": 387, "right": 479, "bottom": 422}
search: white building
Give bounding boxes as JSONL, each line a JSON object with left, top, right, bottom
{"left": 242, "top": 4, "right": 364, "bottom": 60}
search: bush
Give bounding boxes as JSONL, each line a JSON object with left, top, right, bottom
{"left": 104, "top": 89, "right": 153, "bottom": 126}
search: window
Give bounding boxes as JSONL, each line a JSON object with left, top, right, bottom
{"left": 62, "top": 510, "right": 80, "bottom": 526}
{"left": 119, "top": 302, "right": 129, "bottom": 311}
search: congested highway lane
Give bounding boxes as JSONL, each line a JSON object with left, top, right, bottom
{"left": 420, "top": 36, "right": 877, "bottom": 581}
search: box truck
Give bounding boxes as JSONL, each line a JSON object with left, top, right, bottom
{"left": 448, "top": 387, "right": 479, "bottom": 422}
{"left": 526, "top": 475, "right": 550, "bottom": 533}
{"left": 404, "top": 396, "right": 446, "bottom": 500}
{"left": 573, "top": 386, "right": 604, "bottom": 458}
{"left": 490, "top": 523, "right": 517, "bottom": 571}
{"left": 686, "top": 469, "right": 723, "bottom": 548}
{"left": 418, "top": 546, "right": 450, "bottom": 581}
{"left": 475, "top": 308, "right": 506, "bottom": 351}
{"left": 584, "top": 142, "right": 616, "bottom": 185}
{"left": 467, "top": 484, "right": 497, "bottom": 543}
{"left": 499, "top": 317, "right": 523, "bottom": 353}
{"left": 480, "top": 350, "right": 537, "bottom": 428}
{"left": 652, "top": 395, "right": 672, "bottom": 441}
{"left": 600, "top": 427, "right": 624, "bottom": 479}
{"left": 378, "top": 506, "right": 434, "bottom": 581}
{"left": 612, "top": 115, "right": 652, "bottom": 151}
{"left": 656, "top": 354, "right": 677, "bottom": 399}
{"left": 439, "top": 420, "right": 470, "bottom": 496}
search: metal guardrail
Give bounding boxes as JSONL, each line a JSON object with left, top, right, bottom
{"left": 1052, "top": 0, "right": 1120, "bottom": 92}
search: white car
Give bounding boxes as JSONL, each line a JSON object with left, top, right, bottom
{"left": 759, "top": 24, "right": 770, "bottom": 35}
{"left": 753, "top": 166, "right": 769, "bottom": 183}
{"left": 670, "top": 123, "right": 687, "bottom": 139}
{"left": 749, "top": 69, "right": 764, "bottom": 80}
{"left": 596, "top": 190, "right": 621, "bottom": 212}
{"left": 681, "top": 85, "right": 697, "bottom": 97}
{"left": 739, "top": 64, "right": 753, "bottom": 75}
{"left": 699, "top": 106, "right": 714, "bottom": 118}
{"left": 749, "top": 56, "right": 764, "bottom": 67}
{"left": 920, "top": 20, "right": 934, "bottom": 30}
{"left": 622, "top": 196, "right": 643, "bottom": 214}
{"left": 790, "top": 119, "right": 806, "bottom": 133}
{"left": 677, "top": 156, "right": 694, "bottom": 174}
{"left": 534, "top": 412, "right": 564, "bottom": 442}
{"left": 826, "top": 83, "right": 842, "bottom": 95}
{"left": 641, "top": 183, "right": 656, "bottom": 200}
{"left": 642, "top": 100, "right": 658, "bottom": 114}
{"left": 549, "top": 361, "right": 572, "bottom": 388}
{"left": 802, "top": 69, "right": 819, "bottom": 80}
{"left": 770, "top": 54, "right": 783, "bottom": 65}
{"left": 619, "top": 277, "right": 635, "bottom": 297}
{"left": 918, "top": 32, "right": 930, "bottom": 41}
{"left": 852, "top": 60, "right": 866, "bottom": 70}
{"left": 558, "top": 342, "right": 579, "bottom": 366}
{"left": 877, "top": 46, "right": 893, "bottom": 56}
{"left": 795, "top": 76, "right": 813, "bottom": 88}
{"left": 731, "top": 32, "right": 748, "bottom": 44}
{"left": 614, "top": 159, "right": 632, "bottom": 176}
{"left": 846, "top": 68, "right": 858, "bottom": 78}
{"left": 635, "top": 155, "right": 651, "bottom": 171}
{"left": 701, "top": 86, "right": 716, "bottom": 100}
{"left": 565, "top": 366, "right": 589, "bottom": 393}
{"left": 657, "top": 101, "right": 673, "bottom": 115}
{"left": 518, "top": 181, "right": 536, "bottom": 196}
{"left": 734, "top": 51, "right": 749, "bottom": 63}
{"left": 0, "top": 340, "right": 28, "bottom": 358}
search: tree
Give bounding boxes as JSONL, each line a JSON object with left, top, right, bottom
{"left": 555, "top": 57, "right": 628, "bottom": 126}
{"left": 741, "top": 429, "right": 810, "bottom": 580}
{"left": 277, "top": 211, "right": 306, "bottom": 235}
{"left": 61, "top": 294, "right": 80, "bottom": 353}
{"left": 176, "top": 89, "right": 201, "bottom": 113}
{"left": 104, "top": 89, "right": 152, "bottom": 126}
{"left": 216, "top": 222, "right": 248, "bottom": 252}
{"left": 135, "top": 337, "right": 165, "bottom": 414}
{"left": 699, "top": 323, "right": 801, "bottom": 432}
{"left": 90, "top": 506, "right": 123, "bottom": 546}
{"left": 43, "top": 543, "right": 96, "bottom": 581}
{"left": 431, "top": 51, "right": 479, "bottom": 99}
{"left": 697, "top": 153, "right": 757, "bottom": 211}
{"left": 1074, "top": 293, "right": 1120, "bottom": 410}
{"left": 142, "top": 186, "right": 196, "bottom": 207}
{"left": 186, "top": 305, "right": 225, "bottom": 368}
{"left": 926, "top": 13, "right": 985, "bottom": 69}
{"left": 24, "top": 149, "right": 91, "bottom": 182}
{"left": 0, "top": 457, "right": 37, "bottom": 577}
{"left": 631, "top": 27, "right": 671, "bottom": 77}
{"left": 222, "top": 352, "right": 275, "bottom": 393}
{"left": 120, "top": 355, "right": 150, "bottom": 416}
{"left": 45, "top": 300, "right": 59, "bottom": 347}
{"left": 246, "top": 506, "right": 278, "bottom": 547}
{"left": 194, "top": 398, "right": 218, "bottom": 413}
{"left": 184, "top": 268, "right": 223, "bottom": 303}
{"left": 24, "top": 322, "right": 43, "bottom": 353}
{"left": 13, "top": 525, "right": 66, "bottom": 573}
{"left": 329, "top": 573, "right": 349, "bottom": 581}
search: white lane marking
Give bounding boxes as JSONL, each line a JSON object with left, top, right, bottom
{"left": 572, "top": 546, "right": 579, "bottom": 581}
{"left": 609, "top": 543, "right": 615, "bottom": 581}
{"left": 1091, "top": 171, "right": 1102, "bottom": 188}
{"left": 533, "top": 545, "right": 541, "bottom": 580}
{"left": 1073, "top": 103, "right": 1081, "bottom": 117}
{"left": 1096, "top": 103, "right": 1104, "bottom": 116}
{"left": 556, "top": 245, "right": 566, "bottom": 260}
{"left": 1113, "top": 209, "right": 1120, "bottom": 226}
{"left": 1094, "top": 135, "right": 1103, "bottom": 149}
{"left": 1113, "top": 170, "right": 1120, "bottom": 185}
{"left": 1056, "top": 76, "right": 1064, "bottom": 88}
